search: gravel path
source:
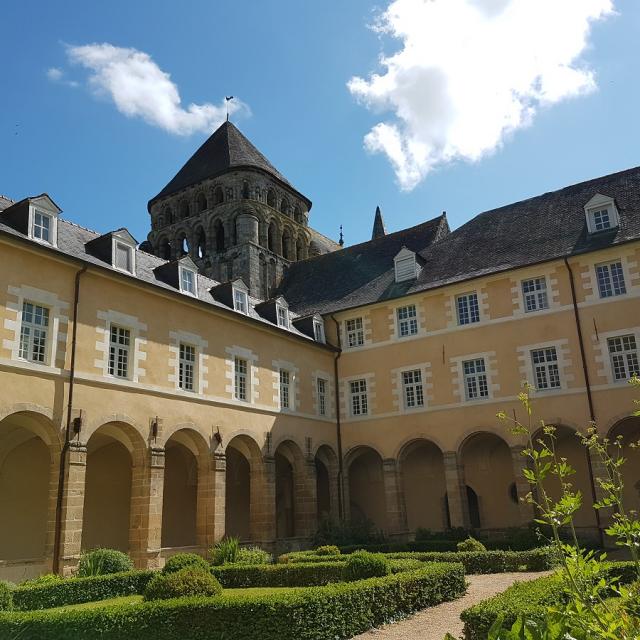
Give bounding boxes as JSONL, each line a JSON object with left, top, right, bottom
{"left": 354, "top": 571, "right": 550, "bottom": 640}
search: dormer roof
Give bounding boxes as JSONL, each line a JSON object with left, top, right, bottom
{"left": 153, "top": 255, "right": 198, "bottom": 289}
{"left": 85, "top": 228, "right": 137, "bottom": 264}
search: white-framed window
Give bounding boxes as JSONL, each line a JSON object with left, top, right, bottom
{"left": 397, "top": 304, "right": 418, "bottom": 337}
{"left": 180, "top": 267, "right": 197, "bottom": 296}
{"left": 462, "top": 358, "right": 488, "bottom": 400}
{"left": 596, "top": 261, "right": 626, "bottom": 298}
{"left": 277, "top": 305, "right": 289, "bottom": 328}
{"left": 32, "top": 210, "right": 52, "bottom": 244}
{"left": 522, "top": 277, "right": 549, "bottom": 312}
{"left": 179, "top": 343, "right": 196, "bottom": 391}
{"left": 346, "top": 317, "right": 364, "bottom": 348}
{"left": 18, "top": 302, "right": 49, "bottom": 364}
{"left": 108, "top": 325, "right": 131, "bottom": 379}
{"left": 531, "top": 347, "right": 561, "bottom": 390}
{"left": 584, "top": 195, "right": 620, "bottom": 234}
{"left": 402, "top": 369, "right": 424, "bottom": 409}
{"left": 234, "top": 356, "right": 248, "bottom": 401}
{"left": 317, "top": 378, "right": 327, "bottom": 416}
{"left": 608, "top": 335, "right": 640, "bottom": 382}
{"left": 457, "top": 293, "right": 480, "bottom": 325}
{"left": 591, "top": 208, "right": 612, "bottom": 232}
{"left": 314, "top": 319, "right": 325, "bottom": 343}
{"left": 233, "top": 288, "right": 248, "bottom": 314}
{"left": 279, "top": 369, "right": 291, "bottom": 409}
{"left": 350, "top": 379, "right": 368, "bottom": 416}
{"left": 114, "top": 242, "right": 134, "bottom": 274}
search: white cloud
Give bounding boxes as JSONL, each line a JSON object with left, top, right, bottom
{"left": 65, "top": 43, "right": 248, "bottom": 135}
{"left": 46, "top": 66, "right": 79, "bottom": 87}
{"left": 348, "top": 0, "right": 614, "bottom": 190}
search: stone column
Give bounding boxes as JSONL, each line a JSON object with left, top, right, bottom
{"left": 250, "top": 455, "right": 276, "bottom": 544}
{"left": 294, "top": 460, "right": 318, "bottom": 538}
{"left": 382, "top": 458, "right": 407, "bottom": 537}
{"left": 443, "top": 451, "right": 469, "bottom": 529}
{"left": 195, "top": 450, "right": 224, "bottom": 550}
{"left": 57, "top": 441, "right": 87, "bottom": 576}
{"left": 129, "top": 446, "right": 165, "bottom": 570}
{"left": 510, "top": 446, "right": 536, "bottom": 524}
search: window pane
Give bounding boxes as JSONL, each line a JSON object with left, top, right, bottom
{"left": 115, "top": 243, "right": 132, "bottom": 272}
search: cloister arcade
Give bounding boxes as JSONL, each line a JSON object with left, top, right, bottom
{"left": 2, "top": 407, "right": 639, "bottom": 579}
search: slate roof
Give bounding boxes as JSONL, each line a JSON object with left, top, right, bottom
{"left": 277, "top": 166, "right": 640, "bottom": 316}
{"left": 0, "top": 213, "right": 326, "bottom": 346}
{"left": 275, "top": 214, "right": 450, "bottom": 316}
{"left": 149, "top": 121, "right": 310, "bottom": 208}
{"left": 0, "top": 195, "right": 14, "bottom": 212}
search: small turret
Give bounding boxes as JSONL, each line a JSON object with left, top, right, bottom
{"left": 371, "top": 205, "right": 387, "bottom": 240}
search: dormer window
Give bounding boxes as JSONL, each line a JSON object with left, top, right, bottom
{"left": 584, "top": 194, "right": 619, "bottom": 234}
{"left": 114, "top": 242, "right": 134, "bottom": 274}
{"left": 233, "top": 288, "right": 248, "bottom": 314}
{"left": 394, "top": 247, "right": 419, "bottom": 283}
{"left": 179, "top": 266, "right": 197, "bottom": 296}
{"left": 32, "top": 210, "right": 52, "bottom": 244}
{"left": 277, "top": 304, "right": 289, "bottom": 328}
{"left": 314, "top": 319, "right": 325, "bottom": 343}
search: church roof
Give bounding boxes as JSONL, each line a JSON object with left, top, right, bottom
{"left": 278, "top": 165, "right": 640, "bottom": 316}
{"left": 149, "top": 121, "right": 310, "bottom": 208}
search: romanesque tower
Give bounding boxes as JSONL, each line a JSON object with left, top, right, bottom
{"left": 146, "top": 121, "right": 338, "bottom": 298}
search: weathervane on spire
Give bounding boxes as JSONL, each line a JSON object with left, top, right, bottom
{"left": 225, "top": 96, "right": 234, "bottom": 121}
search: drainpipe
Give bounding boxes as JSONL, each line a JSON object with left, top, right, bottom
{"left": 53, "top": 265, "right": 87, "bottom": 574}
{"left": 564, "top": 256, "right": 605, "bottom": 549}
{"left": 330, "top": 315, "right": 345, "bottom": 520}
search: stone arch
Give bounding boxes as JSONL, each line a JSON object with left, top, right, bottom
{"left": 398, "top": 439, "right": 448, "bottom": 533}
{"left": 267, "top": 188, "right": 276, "bottom": 208}
{"left": 194, "top": 227, "right": 207, "bottom": 259}
{"left": 532, "top": 423, "right": 597, "bottom": 530}
{"left": 459, "top": 431, "right": 520, "bottom": 529}
{"left": 175, "top": 231, "right": 189, "bottom": 257}
{"left": 163, "top": 205, "right": 174, "bottom": 225}
{"left": 162, "top": 427, "right": 210, "bottom": 549}
{"left": 225, "top": 434, "right": 264, "bottom": 541}
{"left": 282, "top": 229, "right": 292, "bottom": 260}
{"left": 608, "top": 417, "right": 640, "bottom": 515}
{"left": 293, "top": 206, "right": 303, "bottom": 224}
{"left": 196, "top": 192, "right": 207, "bottom": 213}
{"left": 213, "top": 219, "right": 225, "bottom": 252}
{"left": 0, "top": 410, "right": 60, "bottom": 564}
{"left": 82, "top": 420, "right": 147, "bottom": 552}
{"left": 274, "top": 439, "right": 313, "bottom": 538}
{"left": 280, "top": 197, "right": 289, "bottom": 216}
{"left": 213, "top": 186, "right": 224, "bottom": 205}
{"left": 315, "top": 444, "right": 338, "bottom": 523}
{"left": 346, "top": 446, "right": 388, "bottom": 531}
{"left": 179, "top": 200, "right": 190, "bottom": 220}
{"left": 242, "top": 180, "right": 250, "bottom": 199}
{"left": 267, "top": 220, "right": 279, "bottom": 254}
{"left": 295, "top": 237, "right": 305, "bottom": 261}
{"left": 158, "top": 236, "right": 172, "bottom": 260}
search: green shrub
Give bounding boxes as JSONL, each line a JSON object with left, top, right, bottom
{"left": 77, "top": 548, "right": 134, "bottom": 577}
{"left": 315, "top": 545, "right": 341, "bottom": 556}
{"left": 19, "top": 574, "right": 62, "bottom": 588}
{"left": 236, "top": 546, "right": 272, "bottom": 565}
{"left": 144, "top": 567, "right": 222, "bottom": 601}
{"left": 0, "top": 580, "right": 13, "bottom": 612}
{"left": 460, "top": 561, "right": 638, "bottom": 640}
{"left": 163, "top": 553, "right": 209, "bottom": 574}
{"left": 278, "top": 552, "right": 345, "bottom": 564}
{"left": 12, "top": 570, "right": 154, "bottom": 611}
{"left": 312, "top": 517, "right": 386, "bottom": 547}
{"left": 457, "top": 537, "right": 487, "bottom": 553}
{"left": 209, "top": 537, "right": 240, "bottom": 565}
{"left": 0, "top": 563, "right": 465, "bottom": 640}
{"left": 343, "top": 551, "right": 390, "bottom": 581}
{"left": 212, "top": 561, "right": 346, "bottom": 588}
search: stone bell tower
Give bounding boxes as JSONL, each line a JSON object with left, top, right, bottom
{"left": 145, "top": 121, "right": 339, "bottom": 299}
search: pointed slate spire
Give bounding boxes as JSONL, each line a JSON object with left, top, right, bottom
{"left": 371, "top": 205, "right": 387, "bottom": 240}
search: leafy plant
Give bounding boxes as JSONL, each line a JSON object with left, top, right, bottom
{"left": 315, "top": 545, "right": 341, "bottom": 556}
{"left": 163, "top": 553, "right": 209, "bottom": 574}
{"left": 19, "top": 574, "right": 62, "bottom": 588}
{"left": 77, "top": 548, "right": 133, "bottom": 577}
{"left": 492, "top": 377, "right": 640, "bottom": 639}
{"left": 209, "top": 537, "right": 240, "bottom": 566}
{"left": 0, "top": 580, "right": 13, "bottom": 611}
{"left": 144, "top": 567, "right": 222, "bottom": 601}
{"left": 457, "top": 537, "right": 486, "bottom": 552}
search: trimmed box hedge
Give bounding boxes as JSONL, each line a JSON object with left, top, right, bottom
{"left": 0, "top": 563, "right": 466, "bottom": 640}
{"left": 12, "top": 571, "right": 155, "bottom": 611}
{"left": 386, "top": 547, "right": 559, "bottom": 574}
{"left": 460, "top": 561, "right": 637, "bottom": 640}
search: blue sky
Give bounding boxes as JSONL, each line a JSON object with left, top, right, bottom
{"left": 1, "top": 0, "right": 638, "bottom": 247}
